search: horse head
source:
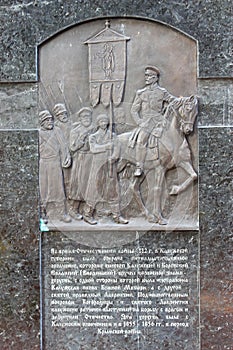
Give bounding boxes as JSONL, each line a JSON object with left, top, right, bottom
{"left": 176, "top": 95, "right": 198, "bottom": 135}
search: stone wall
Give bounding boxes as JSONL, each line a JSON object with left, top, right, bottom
{"left": 0, "top": 1, "right": 232, "bottom": 349}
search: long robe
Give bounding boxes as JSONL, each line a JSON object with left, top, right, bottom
{"left": 85, "top": 128, "right": 120, "bottom": 209}
{"left": 69, "top": 124, "right": 94, "bottom": 201}
{"left": 39, "top": 127, "right": 70, "bottom": 206}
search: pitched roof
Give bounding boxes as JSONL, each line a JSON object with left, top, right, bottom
{"left": 84, "top": 20, "right": 130, "bottom": 44}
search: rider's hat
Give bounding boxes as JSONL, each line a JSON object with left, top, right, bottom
{"left": 145, "top": 65, "right": 160, "bottom": 77}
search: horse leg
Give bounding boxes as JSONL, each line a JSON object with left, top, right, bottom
{"left": 131, "top": 174, "right": 150, "bottom": 219}
{"left": 117, "top": 158, "right": 129, "bottom": 173}
{"left": 151, "top": 166, "right": 168, "bottom": 225}
{"left": 170, "top": 161, "right": 197, "bottom": 195}
{"left": 145, "top": 165, "right": 167, "bottom": 225}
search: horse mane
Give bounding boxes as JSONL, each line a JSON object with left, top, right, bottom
{"left": 164, "top": 97, "right": 183, "bottom": 123}
{"left": 165, "top": 96, "right": 198, "bottom": 122}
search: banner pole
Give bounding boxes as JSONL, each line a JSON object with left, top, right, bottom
{"left": 109, "top": 85, "right": 114, "bottom": 177}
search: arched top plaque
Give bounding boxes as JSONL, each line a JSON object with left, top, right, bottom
{"left": 38, "top": 17, "right": 198, "bottom": 241}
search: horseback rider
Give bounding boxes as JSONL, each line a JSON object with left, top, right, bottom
{"left": 129, "top": 65, "right": 175, "bottom": 176}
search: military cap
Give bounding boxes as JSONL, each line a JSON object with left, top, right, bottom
{"left": 145, "top": 65, "right": 160, "bottom": 76}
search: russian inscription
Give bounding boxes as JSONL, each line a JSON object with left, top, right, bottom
{"left": 42, "top": 231, "right": 199, "bottom": 349}
{"left": 40, "top": 17, "right": 199, "bottom": 350}
{"left": 49, "top": 246, "right": 190, "bottom": 331}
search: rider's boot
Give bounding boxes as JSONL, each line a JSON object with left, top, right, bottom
{"left": 134, "top": 164, "right": 143, "bottom": 177}
{"left": 134, "top": 144, "right": 147, "bottom": 177}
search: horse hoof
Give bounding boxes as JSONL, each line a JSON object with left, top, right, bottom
{"left": 147, "top": 214, "right": 158, "bottom": 223}
{"left": 158, "top": 217, "right": 168, "bottom": 225}
{"left": 170, "top": 186, "right": 179, "bottom": 195}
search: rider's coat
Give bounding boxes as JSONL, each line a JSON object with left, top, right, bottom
{"left": 130, "top": 83, "right": 175, "bottom": 148}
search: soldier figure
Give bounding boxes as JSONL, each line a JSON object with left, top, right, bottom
{"left": 130, "top": 66, "right": 175, "bottom": 176}
{"left": 52, "top": 103, "right": 72, "bottom": 200}
{"left": 69, "top": 107, "right": 95, "bottom": 220}
{"left": 39, "top": 110, "right": 72, "bottom": 223}
{"left": 84, "top": 114, "right": 128, "bottom": 225}
{"left": 53, "top": 103, "right": 71, "bottom": 142}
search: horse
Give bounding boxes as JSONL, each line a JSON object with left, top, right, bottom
{"left": 117, "top": 95, "right": 198, "bottom": 225}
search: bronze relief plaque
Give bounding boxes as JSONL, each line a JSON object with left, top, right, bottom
{"left": 39, "top": 18, "right": 198, "bottom": 233}
{"left": 39, "top": 18, "right": 199, "bottom": 350}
